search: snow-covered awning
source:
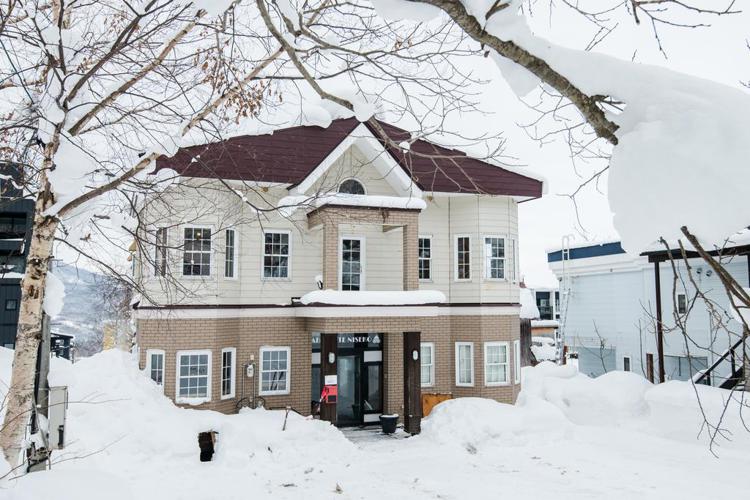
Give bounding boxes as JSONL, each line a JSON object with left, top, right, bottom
{"left": 300, "top": 289, "right": 445, "bottom": 306}
{"left": 278, "top": 193, "right": 426, "bottom": 217}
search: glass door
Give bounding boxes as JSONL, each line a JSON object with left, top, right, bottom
{"left": 337, "top": 355, "right": 361, "bottom": 426}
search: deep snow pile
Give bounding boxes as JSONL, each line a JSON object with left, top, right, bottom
{"left": 2, "top": 349, "right": 750, "bottom": 499}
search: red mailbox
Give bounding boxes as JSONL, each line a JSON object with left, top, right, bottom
{"left": 320, "top": 384, "right": 338, "bottom": 404}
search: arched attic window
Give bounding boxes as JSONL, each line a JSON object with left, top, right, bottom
{"left": 338, "top": 178, "right": 366, "bottom": 195}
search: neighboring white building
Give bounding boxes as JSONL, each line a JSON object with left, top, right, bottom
{"left": 547, "top": 241, "right": 749, "bottom": 386}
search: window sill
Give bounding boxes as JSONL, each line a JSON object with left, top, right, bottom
{"left": 453, "top": 279, "right": 472, "bottom": 283}
{"left": 261, "top": 277, "right": 292, "bottom": 283}
{"left": 220, "top": 392, "right": 236, "bottom": 400}
{"left": 176, "top": 396, "right": 211, "bottom": 405}
{"left": 421, "top": 383, "right": 434, "bottom": 388}
{"left": 455, "top": 382, "right": 474, "bottom": 388}
{"left": 485, "top": 381, "right": 511, "bottom": 387}
{"left": 259, "top": 390, "right": 290, "bottom": 396}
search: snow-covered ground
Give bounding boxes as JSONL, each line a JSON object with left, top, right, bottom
{"left": 1, "top": 347, "right": 748, "bottom": 499}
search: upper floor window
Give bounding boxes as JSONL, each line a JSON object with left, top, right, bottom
{"left": 455, "top": 235, "right": 471, "bottom": 281}
{"left": 155, "top": 227, "right": 168, "bottom": 277}
{"left": 263, "top": 231, "right": 290, "bottom": 279}
{"left": 183, "top": 227, "right": 211, "bottom": 276}
{"left": 341, "top": 237, "right": 363, "bottom": 290}
{"left": 484, "top": 236, "right": 505, "bottom": 280}
{"left": 224, "top": 229, "right": 236, "bottom": 278}
{"left": 418, "top": 236, "right": 432, "bottom": 281}
{"left": 338, "top": 178, "right": 366, "bottom": 195}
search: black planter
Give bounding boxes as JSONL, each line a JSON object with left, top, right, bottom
{"left": 380, "top": 414, "right": 398, "bottom": 434}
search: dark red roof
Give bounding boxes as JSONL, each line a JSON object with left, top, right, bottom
{"left": 156, "top": 118, "right": 543, "bottom": 197}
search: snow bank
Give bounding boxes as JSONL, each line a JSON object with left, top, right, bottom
{"left": 1, "top": 348, "right": 355, "bottom": 498}
{"left": 300, "top": 289, "right": 445, "bottom": 306}
{"left": 530, "top": 336, "right": 556, "bottom": 362}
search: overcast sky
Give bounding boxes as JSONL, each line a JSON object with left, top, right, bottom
{"left": 480, "top": 5, "right": 750, "bottom": 287}
{"left": 55, "top": 4, "right": 749, "bottom": 286}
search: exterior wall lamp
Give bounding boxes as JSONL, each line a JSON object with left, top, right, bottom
{"left": 328, "top": 352, "right": 336, "bottom": 364}
{"left": 412, "top": 349, "right": 419, "bottom": 361}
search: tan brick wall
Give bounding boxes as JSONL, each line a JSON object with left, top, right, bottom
{"left": 137, "top": 311, "right": 520, "bottom": 417}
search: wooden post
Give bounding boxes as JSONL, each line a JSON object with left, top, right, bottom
{"left": 654, "top": 261, "right": 666, "bottom": 383}
{"left": 646, "top": 353, "right": 655, "bottom": 383}
{"left": 403, "top": 331, "right": 422, "bottom": 435}
{"left": 320, "top": 333, "right": 337, "bottom": 425}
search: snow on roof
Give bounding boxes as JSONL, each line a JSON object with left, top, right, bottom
{"left": 531, "top": 319, "right": 559, "bottom": 328}
{"left": 300, "top": 289, "right": 445, "bottom": 306}
{"left": 519, "top": 288, "right": 540, "bottom": 319}
{"left": 278, "top": 193, "right": 426, "bottom": 217}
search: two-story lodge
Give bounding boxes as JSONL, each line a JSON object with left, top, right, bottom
{"left": 134, "top": 118, "right": 544, "bottom": 431}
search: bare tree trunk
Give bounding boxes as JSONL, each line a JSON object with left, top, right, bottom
{"left": 0, "top": 145, "right": 58, "bottom": 468}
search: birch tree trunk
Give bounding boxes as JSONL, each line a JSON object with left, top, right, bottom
{"left": 0, "top": 143, "right": 58, "bottom": 469}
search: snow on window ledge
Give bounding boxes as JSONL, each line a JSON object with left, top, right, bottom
{"left": 300, "top": 289, "right": 446, "bottom": 306}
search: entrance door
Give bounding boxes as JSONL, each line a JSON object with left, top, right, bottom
{"left": 337, "top": 355, "right": 360, "bottom": 425}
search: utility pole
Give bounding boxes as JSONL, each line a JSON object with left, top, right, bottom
{"left": 654, "top": 261, "right": 666, "bottom": 383}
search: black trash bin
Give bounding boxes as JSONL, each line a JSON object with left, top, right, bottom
{"left": 380, "top": 414, "right": 398, "bottom": 434}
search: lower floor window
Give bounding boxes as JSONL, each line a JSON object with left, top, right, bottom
{"left": 421, "top": 342, "right": 435, "bottom": 387}
{"left": 177, "top": 350, "right": 211, "bottom": 402}
{"left": 221, "top": 348, "right": 236, "bottom": 399}
{"left": 455, "top": 342, "right": 474, "bottom": 386}
{"left": 484, "top": 342, "right": 509, "bottom": 385}
{"left": 260, "top": 346, "right": 290, "bottom": 395}
{"left": 147, "top": 349, "right": 165, "bottom": 387}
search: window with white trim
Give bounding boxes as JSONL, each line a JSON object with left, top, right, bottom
{"left": 455, "top": 342, "right": 474, "bottom": 386}
{"left": 146, "top": 349, "right": 165, "bottom": 388}
{"left": 224, "top": 229, "right": 236, "bottom": 278}
{"left": 421, "top": 342, "right": 435, "bottom": 387}
{"left": 221, "top": 347, "right": 236, "bottom": 399}
{"left": 455, "top": 236, "right": 471, "bottom": 280}
{"left": 484, "top": 342, "right": 509, "bottom": 385}
{"left": 514, "top": 339, "right": 521, "bottom": 384}
{"left": 338, "top": 178, "right": 366, "bottom": 195}
{"left": 263, "top": 231, "right": 290, "bottom": 279}
{"left": 418, "top": 236, "right": 432, "bottom": 281}
{"left": 176, "top": 350, "right": 211, "bottom": 403}
{"left": 341, "top": 237, "right": 363, "bottom": 290}
{"left": 260, "top": 346, "right": 290, "bottom": 395}
{"left": 484, "top": 236, "right": 505, "bottom": 280}
{"left": 677, "top": 293, "right": 687, "bottom": 314}
{"left": 154, "top": 228, "right": 168, "bottom": 277}
{"left": 182, "top": 227, "right": 211, "bottom": 276}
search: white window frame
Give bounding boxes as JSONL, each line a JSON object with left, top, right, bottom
{"left": 224, "top": 229, "right": 238, "bottom": 279}
{"left": 220, "top": 347, "right": 236, "bottom": 400}
{"left": 483, "top": 235, "right": 506, "bottom": 281}
{"left": 455, "top": 342, "right": 474, "bottom": 387}
{"left": 508, "top": 236, "right": 519, "bottom": 283}
{"left": 623, "top": 356, "right": 632, "bottom": 372}
{"left": 677, "top": 293, "right": 687, "bottom": 314}
{"left": 454, "top": 234, "right": 472, "bottom": 282}
{"left": 154, "top": 227, "right": 168, "bottom": 277}
{"left": 339, "top": 235, "right": 365, "bottom": 291}
{"left": 484, "top": 341, "right": 510, "bottom": 386}
{"left": 175, "top": 349, "right": 212, "bottom": 404}
{"left": 181, "top": 225, "right": 213, "bottom": 278}
{"left": 418, "top": 235, "right": 432, "bottom": 282}
{"left": 261, "top": 229, "right": 292, "bottom": 280}
{"left": 514, "top": 339, "right": 521, "bottom": 384}
{"left": 145, "top": 349, "right": 165, "bottom": 391}
{"left": 259, "top": 346, "right": 291, "bottom": 396}
{"left": 420, "top": 342, "right": 435, "bottom": 387}
{"left": 338, "top": 177, "right": 367, "bottom": 195}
